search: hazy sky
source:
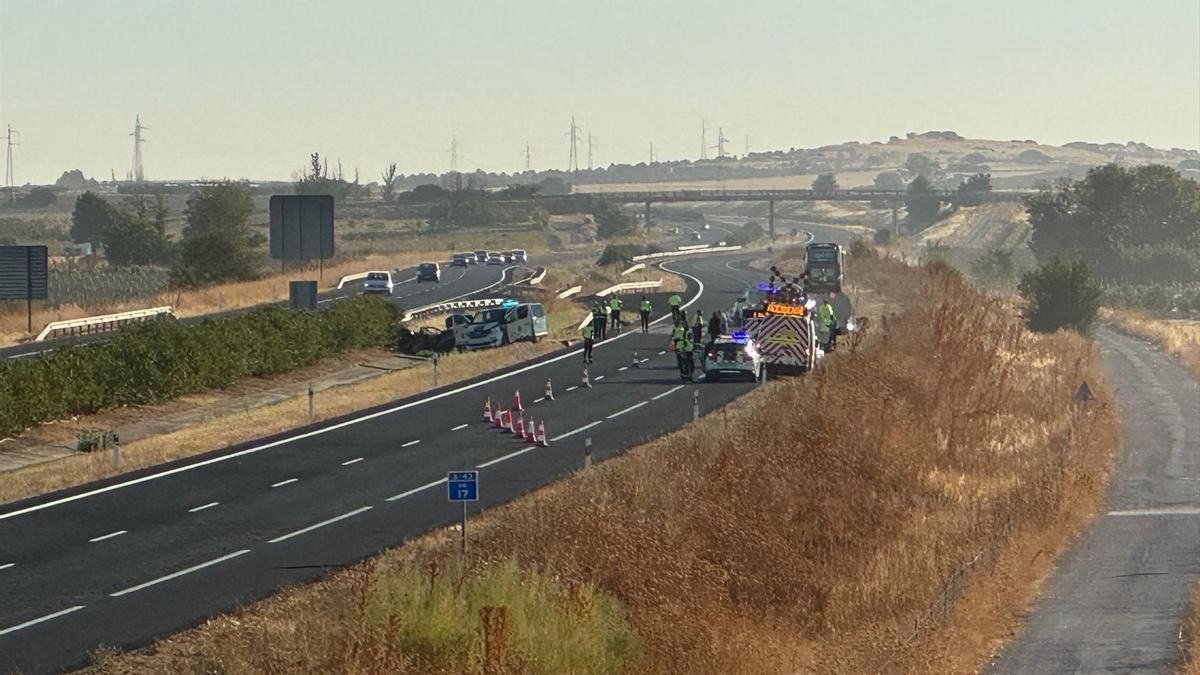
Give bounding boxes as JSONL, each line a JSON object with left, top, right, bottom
{"left": 1, "top": 0, "right": 1198, "bottom": 184}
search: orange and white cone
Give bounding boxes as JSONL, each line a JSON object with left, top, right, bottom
{"left": 493, "top": 406, "right": 503, "bottom": 428}
{"left": 506, "top": 409, "right": 516, "bottom": 434}
{"left": 484, "top": 397, "right": 492, "bottom": 422}
{"left": 544, "top": 378, "right": 554, "bottom": 401}
{"left": 537, "top": 420, "right": 548, "bottom": 446}
{"left": 512, "top": 390, "right": 523, "bottom": 412}
{"left": 524, "top": 415, "right": 537, "bottom": 442}
{"left": 513, "top": 413, "right": 524, "bottom": 438}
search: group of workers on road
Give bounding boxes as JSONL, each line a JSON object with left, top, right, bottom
{"left": 580, "top": 293, "right": 663, "bottom": 363}
{"left": 668, "top": 307, "right": 727, "bottom": 380}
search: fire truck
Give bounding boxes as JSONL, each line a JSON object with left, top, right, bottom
{"left": 733, "top": 279, "right": 818, "bottom": 375}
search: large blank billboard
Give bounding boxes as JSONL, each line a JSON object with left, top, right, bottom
{"left": 269, "top": 195, "right": 334, "bottom": 260}
{"left": 0, "top": 245, "right": 49, "bottom": 300}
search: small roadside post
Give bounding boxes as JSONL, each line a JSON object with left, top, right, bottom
{"left": 447, "top": 471, "right": 478, "bottom": 555}
{"left": 693, "top": 390, "right": 700, "bottom": 421}
{"left": 307, "top": 382, "right": 314, "bottom": 421}
{"left": 111, "top": 433, "right": 120, "bottom": 473}
{"left": 584, "top": 437, "right": 593, "bottom": 470}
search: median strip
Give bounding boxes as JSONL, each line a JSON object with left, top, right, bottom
{"left": 88, "top": 530, "right": 127, "bottom": 543}
{"left": 0, "top": 605, "right": 85, "bottom": 637}
{"left": 267, "top": 506, "right": 374, "bottom": 544}
{"left": 111, "top": 550, "right": 252, "bottom": 597}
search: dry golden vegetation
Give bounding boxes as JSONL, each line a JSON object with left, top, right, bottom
{"left": 1184, "top": 584, "right": 1200, "bottom": 675}
{"left": 1102, "top": 309, "right": 1200, "bottom": 378}
{"left": 87, "top": 253, "right": 1118, "bottom": 674}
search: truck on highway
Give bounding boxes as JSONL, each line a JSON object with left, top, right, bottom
{"left": 803, "top": 242, "right": 845, "bottom": 293}
{"left": 732, "top": 282, "right": 818, "bottom": 375}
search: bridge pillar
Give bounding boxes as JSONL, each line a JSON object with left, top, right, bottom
{"left": 644, "top": 201, "right": 651, "bottom": 229}
{"left": 768, "top": 198, "right": 775, "bottom": 241}
{"left": 891, "top": 202, "right": 899, "bottom": 234}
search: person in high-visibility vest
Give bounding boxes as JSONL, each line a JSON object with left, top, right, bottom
{"left": 638, "top": 295, "right": 652, "bottom": 333}
{"left": 671, "top": 320, "right": 686, "bottom": 351}
{"left": 668, "top": 293, "right": 683, "bottom": 322}
{"left": 677, "top": 336, "right": 695, "bottom": 379}
{"left": 591, "top": 302, "right": 606, "bottom": 341}
{"left": 581, "top": 321, "right": 595, "bottom": 363}
{"left": 609, "top": 296, "right": 622, "bottom": 331}
{"left": 818, "top": 299, "right": 838, "bottom": 351}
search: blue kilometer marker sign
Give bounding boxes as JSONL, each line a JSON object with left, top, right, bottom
{"left": 447, "top": 471, "right": 478, "bottom": 502}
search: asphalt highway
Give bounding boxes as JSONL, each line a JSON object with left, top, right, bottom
{"left": 0, "top": 261, "right": 512, "bottom": 360}
{"left": 0, "top": 241, "right": 809, "bottom": 672}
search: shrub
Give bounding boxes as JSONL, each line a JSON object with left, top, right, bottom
{"left": 1019, "top": 257, "right": 1102, "bottom": 333}
{"left": 873, "top": 228, "right": 893, "bottom": 246}
{"left": 0, "top": 296, "right": 397, "bottom": 437}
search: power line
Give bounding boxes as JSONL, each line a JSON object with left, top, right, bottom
{"left": 587, "top": 133, "right": 593, "bottom": 171}
{"left": 648, "top": 141, "right": 655, "bottom": 164}
{"left": 449, "top": 135, "right": 459, "bottom": 173}
{"left": 130, "top": 115, "right": 148, "bottom": 182}
{"left": 524, "top": 141, "right": 532, "bottom": 171}
{"left": 716, "top": 127, "right": 727, "bottom": 159}
{"left": 700, "top": 119, "right": 708, "bottom": 160}
{"left": 567, "top": 116, "right": 581, "bottom": 173}
{"left": 4, "top": 125, "right": 18, "bottom": 205}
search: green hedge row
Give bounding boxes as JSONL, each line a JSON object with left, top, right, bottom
{"left": 0, "top": 295, "right": 398, "bottom": 438}
{"left": 1103, "top": 282, "right": 1200, "bottom": 317}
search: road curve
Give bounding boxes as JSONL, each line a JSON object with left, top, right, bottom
{"left": 986, "top": 327, "right": 1200, "bottom": 673}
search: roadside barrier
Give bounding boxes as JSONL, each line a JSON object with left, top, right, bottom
{"left": 631, "top": 245, "right": 742, "bottom": 262}
{"left": 596, "top": 279, "right": 662, "bottom": 297}
{"left": 557, "top": 285, "right": 583, "bottom": 299}
{"left": 620, "top": 263, "right": 645, "bottom": 275}
{"left": 403, "top": 297, "right": 507, "bottom": 322}
{"left": 35, "top": 306, "right": 174, "bottom": 342}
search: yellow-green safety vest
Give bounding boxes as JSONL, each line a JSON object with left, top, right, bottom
{"left": 639, "top": 299, "right": 651, "bottom": 312}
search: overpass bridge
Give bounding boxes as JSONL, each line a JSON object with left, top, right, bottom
{"left": 573, "top": 187, "right": 1033, "bottom": 239}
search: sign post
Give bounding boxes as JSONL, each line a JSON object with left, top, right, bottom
{"left": 447, "top": 471, "right": 478, "bottom": 555}
{"left": 0, "top": 245, "right": 48, "bottom": 333}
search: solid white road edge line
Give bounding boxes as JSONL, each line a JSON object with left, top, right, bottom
{"left": 188, "top": 501, "right": 219, "bottom": 513}
{"left": 651, "top": 385, "right": 686, "bottom": 401}
{"left": 1107, "top": 506, "right": 1200, "bottom": 516}
{"left": 551, "top": 420, "right": 603, "bottom": 442}
{"left": 0, "top": 605, "right": 86, "bottom": 637}
{"left": 401, "top": 439, "right": 421, "bottom": 447}
{"left": 271, "top": 478, "right": 299, "bottom": 488}
{"left": 341, "top": 458, "right": 364, "bottom": 466}
{"left": 88, "top": 530, "right": 127, "bottom": 543}
{"left": 606, "top": 401, "right": 648, "bottom": 419}
{"left": 386, "top": 478, "right": 446, "bottom": 502}
{"left": 477, "top": 446, "right": 535, "bottom": 468}
{"left": 110, "top": 550, "right": 251, "bottom": 597}
{"left": 267, "top": 506, "right": 374, "bottom": 544}
{"left": 0, "top": 262, "right": 704, "bottom": 523}
{"left": 451, "top": 423, "right": 469, "bottom": 431}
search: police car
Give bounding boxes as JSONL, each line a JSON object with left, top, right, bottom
{"left": 453, "top": 300, "right": 549, "bottom": 350}
{"left": 704, "top": 332, "right": 764, "bottom": 382}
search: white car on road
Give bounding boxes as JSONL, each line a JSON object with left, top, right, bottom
{"left": 362, "top": 271, "right": 397, "bottom": 296}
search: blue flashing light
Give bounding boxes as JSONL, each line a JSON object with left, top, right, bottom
{"left": 500, "top": 299, "right": 518, "bottom": 308}
{"left": 755, "top": 282, "right": 772, "bottom": 291}
{"left": 730, "top": 330, "right": 748, "bottom": 342}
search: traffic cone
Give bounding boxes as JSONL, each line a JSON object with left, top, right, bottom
{"left": 492, "top": 406, "right": 503, "bottom": 428}
{"left": 544, "top": 378, "right": 554, "bottom": 401}
{"left": 483, "top": 397, "right": 492, "bottom": 422}
{"left": 524, "top": 415, "right": 536, "bottom": 442}
{"left": 512, "top": 390, "right": 523, "bottom": 412}
{"left": 506, "top": 409, "right": 516, "bottom": 434}
{"left": 632, "top": 350, "right": 640, "bottom": 368}
{"left": 513, "top": 413, "right": 524, "bottom": 438}
{"left": 582, "top": 366, "right": 592, "bottom": 388}
{"left": 537, "top": 420, "right": 548, "bottom": 446}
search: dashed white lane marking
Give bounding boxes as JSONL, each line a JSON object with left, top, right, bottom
{"left": 618, "top": 366, "right": 628, "bottom": 371}
{"left": 652, "top": 385, "right": 686, "bottom": 401}
{"left": 188, "top": 502, "right": 219, "bottom": 513}
{"left": 640, "top": 358, "right": 650, "bottom": 363}
{"left": 89, "top": 530, "right": 127, "bottom": 543}
{"left": 532, "top": 397, "right": 545, "bottom": 403}
{"left": 551, "top": 420, "right": 602, "bottom": 442}
{"left": 658, "top": 350, "right": 666, "bottom": 355}
{"left": 566, "top": 385, "right": 578, "bottom": 391}
{"left": 341, "top": 457, "right": 364, "bottom": 466}
{"left": 110, "top": 550, "right": 251, "bottom": 597}
{"left": 1107, "top": 506, "right": 1200, "bottom": 517}
{"left": 387, "top": 478, "right": 446, "bottom": 502}
{"left": 0, "top": 605, "right": 86, "bottom": 637}
{"left": 271, "top": 478, "right": 299, "bottom": 488}
{"left": 607, "top": 401, "right": 648, "bottom": 419}
{"left": 478, "top": 446, "right": 535, "bottom": 468}
{"left": 0, "top": 562, "right": 14, "bottom": 571}
{"left": 451, "top": 423, "right": 469, "bottom": 431}
{"left": 267, "top": 506, "right": 374, "bottom": 544}
{"left": 594, "top": 375, "right": 605, "bottom": 381}
{"left": 401, "top": 439, "right": 421, "bottom": 447}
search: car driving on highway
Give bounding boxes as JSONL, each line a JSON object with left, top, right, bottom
{"left": 509, "top": 248, "right": 527, "bottom": 263}
{"left": 704, "top": 333, "right": 764, "bottom": 382}
{"left": 416, "top": 262, "right": 441, "bottom": 282}
{"left": 362, "top": 271, "right": 397, "bottom": 296}
{"left": 486, "top": 252, "right": 504, "bottom": 265}
{"left": 451, "top": 253, "right": 469, "bottom": 267}
{"left": 475, "top": 249, "right": 488, "bottom": 263}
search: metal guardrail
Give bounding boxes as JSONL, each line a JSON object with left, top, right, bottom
{"left": 557, "top": 285, "right": 582, "bottom": 299}
{"left": 402, "top": 297, "right": 508, "bottom": 322}
{"left": 35, "top": 306, "right": 174, "bottom": 342}
{"left": 527, "top": 267, "right": 547, "bottom": 285}
{"left": 632, "top": 245, "right": 743, "bottom": 262}
{"left": 620, "top": 263, "right": 645, "bottom": 276}
{"left": 596, "top": 279, "right": 662, "bottom": 297}
{"left": 336, "top": 271, "right": 370, "bottom": 289}
{"left": 676, "top": 244, "right": 710, "bottom": 251}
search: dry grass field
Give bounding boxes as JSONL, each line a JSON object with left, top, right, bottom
{"left": 85, "top": 252, "right": 1118, "bottom": 674}
{"left": 1185, "top": 585, "right": 1200, "bottom": 675}
{"left": 1102, "top": 309, "right": 1200, "bottom": 379}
